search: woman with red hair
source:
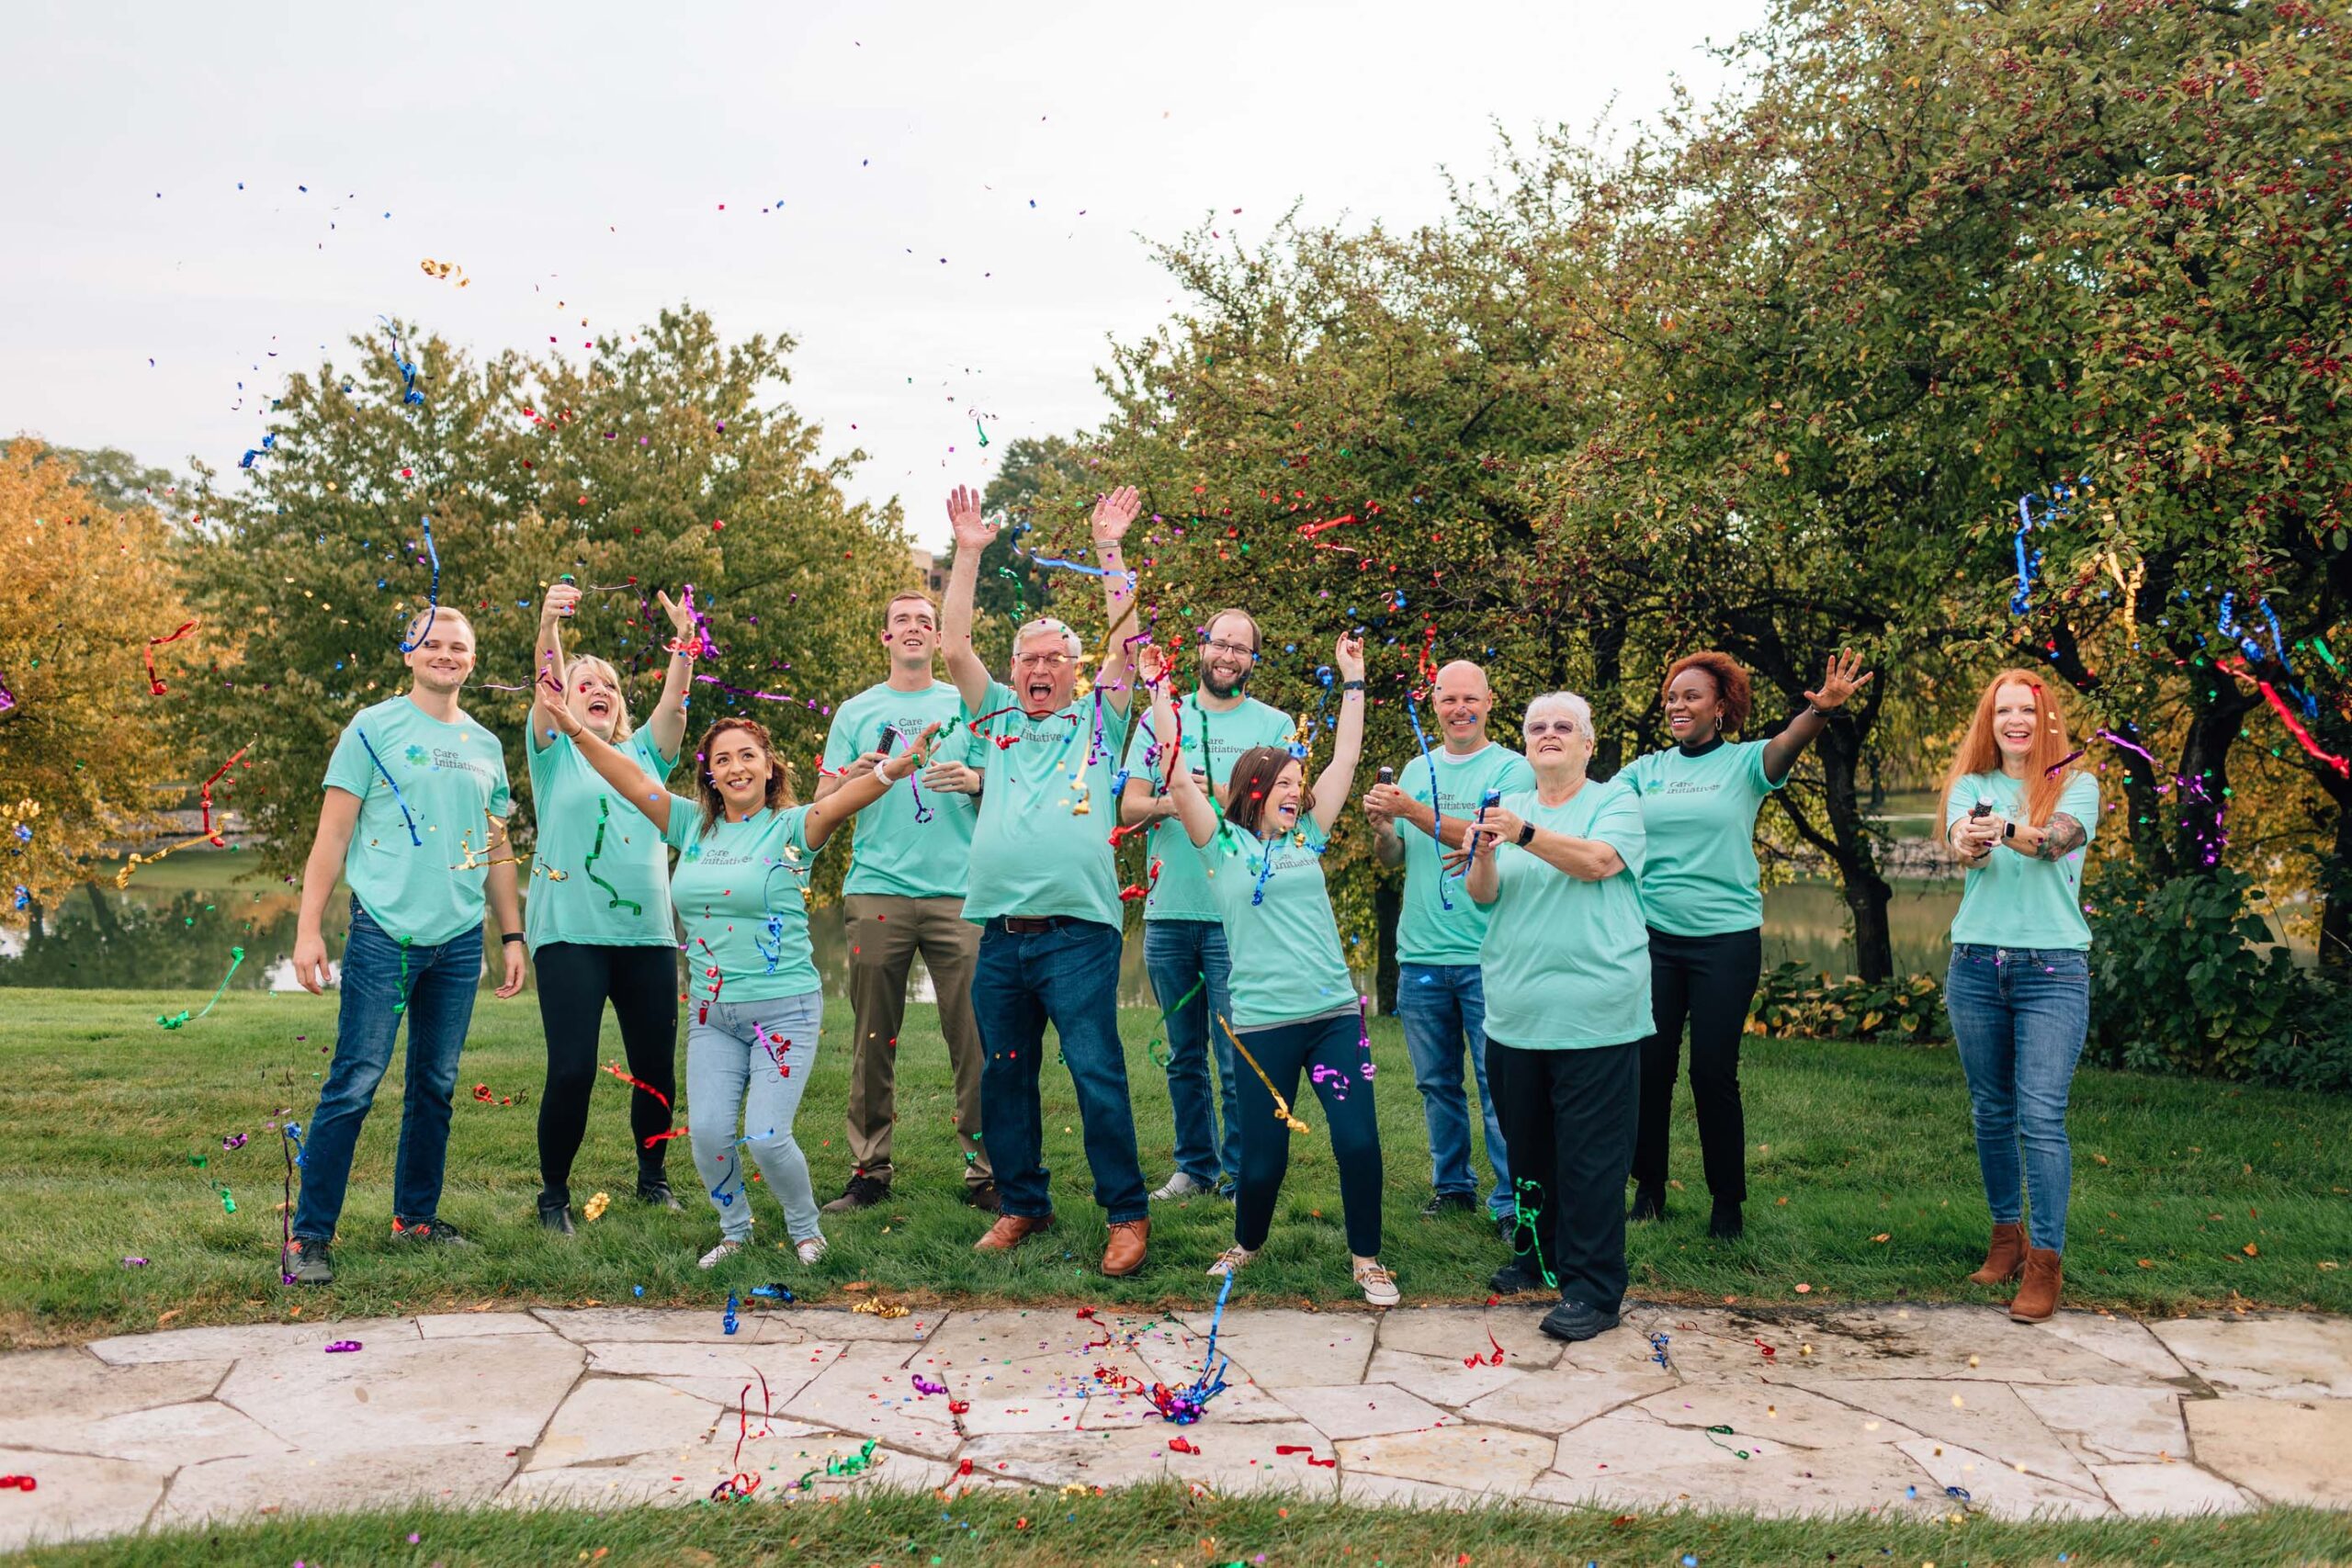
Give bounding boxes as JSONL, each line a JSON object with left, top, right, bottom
{"left": 1939, "top": 671, "right": 2098, "bottom": 1323}
{"left": 1624, "top": 649, "right": 1871, "bottom": 1239}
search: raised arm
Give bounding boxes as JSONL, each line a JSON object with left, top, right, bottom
{"left": 941, "top": 486, "right": 997, "bottom": 712}
{"left": 542, "top": 671, "right": 674, "bottom": 835}
{"left": 1089, "top": 486, "right": 1141, "bottom": 715}
{"left": 1761, "top": 648, "right": 1872, "bottom": 784}
{"left": 1307, "top": 632, "right": 1366, "bottom": 836}
{"left": 804, "top": 725, "right": 936, "bottom": 851}
{"left": 1462, "top": 806, "right": 1625, "bottom": 882}
{"left": 1141, "top": 646, "right": 1217, "bottom": 848}
{"left": 528, "top": 581, "right": 581, "bottom": 753}
{"left": 645, "top": 587, "right": 699, "bottom": 761}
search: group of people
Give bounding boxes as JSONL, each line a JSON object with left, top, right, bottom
{"left": 279, "top": 483, "right": 2104, "bottom": 1338}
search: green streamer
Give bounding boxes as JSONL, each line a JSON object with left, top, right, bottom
{"left": 1146, "top": 974, "right": 1208, "bottom": 1068}
{"left": 158, "top": 946, "right": 245, "bottom": 1029}
{"left": 390, "top": 935, "right": 413, "bottom": 1016}
{"left": 584, "top": 796, "right": 644, "bottom": 916}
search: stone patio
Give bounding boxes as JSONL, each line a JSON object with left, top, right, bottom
{"left": 2, "top": 1299, "right": 2346, "bottom": 1549}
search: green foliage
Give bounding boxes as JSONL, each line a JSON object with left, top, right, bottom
{"left": 1749, "top": 961, "right": 1949, "bottom": 1043}
{"left": 2089, "top": 863, "right": 2352, "bottom": 1089}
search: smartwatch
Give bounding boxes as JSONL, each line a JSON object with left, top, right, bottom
{"left": 2002, "top": 821, "right": 2017, "bottom": 840}
{"left": 1341, "top": 680, "right": 1366, "bottom": 692}
{"left": 1516, "top": 821, "right": 1537, "bottom": 848}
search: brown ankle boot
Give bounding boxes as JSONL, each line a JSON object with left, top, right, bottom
{"left": 1102, "top": 1218, "right": 1149, "bottom": 1277}
{"left": 1968, "top": 1222, "right": 2027, "bottom": 1285}
{"left": 974, "top": 1212, "right": 1053, "bottom": 1252}
{"left": 2010, "top": 1247, "right": 2063, "bottom": 1322}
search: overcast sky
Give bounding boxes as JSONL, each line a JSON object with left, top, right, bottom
{"left": 2, "top": 0, "right": 1759, "bottom": 548}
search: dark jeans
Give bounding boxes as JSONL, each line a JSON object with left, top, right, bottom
{"left": 1231, "top": 1011, "right": 1385, "bottom": 1258}
{"left": 1144, "top": 919, "right": 1238, "bottom": 1184}
{"left": 1945, "top": 944, "right": 2090, "bottom": 1251}
{"left": 1632, "top": 926, "right": 1763, "bottom": 1205}
{"left": 1491, "top": 1037, "right": 1641, "bottom": 1314}
{"left": 294, "top": 899, "right": 481, "bottom": 1239}
{"left": 533, "top": 942, "right": 678, "bottom": 1208}
{"left": 973, "top": 918, "right": 1148, "bottom": 1223}
{"left": 1396, "top": 962, "right": 1511, "bottom": 1215}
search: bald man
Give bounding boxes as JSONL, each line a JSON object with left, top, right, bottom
{"left": 1363, "top": 660, "right": 1532, "bottom": 1241}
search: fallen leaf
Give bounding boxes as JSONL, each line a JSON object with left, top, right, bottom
{"left": 2093, "top": 1154, "right": 2109, "bottom": 1166}
{"left": 2137, "top": 1258, "right": 2155, "bottom": 1269}
{"left": 2243, "top": 1243, "right": 2260, "bottom": 1258}
{"left": 1794, "top": 1282, "right": 1813, "bottom": 1294}
{"left": 1870, "top": 1233, "right": 1891, "bottom": 1244}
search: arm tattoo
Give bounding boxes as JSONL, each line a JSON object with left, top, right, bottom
{"left": 2033, "top": 812, "right": 2086, "bottom": 861}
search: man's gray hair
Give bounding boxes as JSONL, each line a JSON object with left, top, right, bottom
{"left": 1014, "top": 617, "right": 1084, "bottom": 659}
{"left": 1523, "top": 691, "right": 1594, "bottom": 739}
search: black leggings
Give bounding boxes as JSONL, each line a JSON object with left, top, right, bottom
{"left": 534, "top": 942, "right": 678, "bottom": 1206}
{"left": 1231, "top": 1011, "right": 1384, "bottom": 1258}
{"left": 1632, "top": 926, "right": 1762, "bottom": 1204}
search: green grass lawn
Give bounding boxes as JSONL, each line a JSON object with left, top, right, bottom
{"left": 2, "top": 987, "right": 2347, "bottom": 1347}
{"left": 9, "top": 1483, "right": 2349, "bottom": 1568}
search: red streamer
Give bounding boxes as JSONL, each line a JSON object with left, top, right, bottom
{"left": 143, "top": 619, "right": 198, "bottom": 695}
{"left": 640, "top": 1128, "right": 689, "bottom": 1148}
{"left": 1295, "top": 513, "right": 1359, "bottom": 538}
{"left": 2220, "top": 658, "right": 2350, "bottom": 778}
{"left": 603, "top": 1062, "right": 673, "bottom": 1110}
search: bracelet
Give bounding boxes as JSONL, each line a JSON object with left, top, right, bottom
{"left": 501, "top": 932, "right": 525, "bottom": 945}
{"left": 1342, "top": 680, "right": 1366, "bottom": 692}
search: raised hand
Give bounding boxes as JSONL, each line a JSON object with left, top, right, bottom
{"left": 542, "top": 581, "right": 582, "bottom": 623}
{"left": 656, "top": 587, "right": 697, "bottom": 642}
{"left": 946, "top": 485, "right": 996, "bottom": 552}
{"left": 539, "top": 670, "right": 583, "bottom": 737}
{"left": 1805, "top": 648, "right": 1875, "bottom": 712}
{"left": 882, "top": 723, "right": 943, "bottom": 781}
{"left": 1136, "top": 642, "right": 1170, "bottom": 687}
{"left": 1334, "top": 630, "right": 1365, "bottom": 683}
{"left": 1091, "top": 485, "right": 1141, "bottom": 543}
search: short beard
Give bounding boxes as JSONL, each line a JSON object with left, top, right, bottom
{"left": 1201, "top": 667, "right": 1248, "bottom": 700}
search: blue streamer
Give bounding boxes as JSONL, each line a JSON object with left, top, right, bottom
{"left": 1404, "top": 693, "right": 1453, "bottom": 911}
{"left": 399, "top": 513, "right": 441, "bottom": 653}
{"left": 2009, "top": 493, "right": 2042, "bottom": 615}
{"left": 354, "top": 727, "right": 424, "bottom": 846}
{"left": 1453, "top": 785, "right": 1503, "bottom": 881}
{"left": 379, "top": 316, "right": 425, "bottom": 406}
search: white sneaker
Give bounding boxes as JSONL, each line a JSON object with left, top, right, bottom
{"left": 1206, "top": 1245, "right": 1255, "bottom": 1278}
{"left": 1152, "top": 1171, "right": 1206, "bottom": 1201}
{"left": 1353, "top": 1259, "right": 1400, "bottom": 1307}
{"left": 794, "top": 1235, "right": 829, "bottom": 1266}
{"left": 698, "top": 1239, "right": 744, "bottom": 1269}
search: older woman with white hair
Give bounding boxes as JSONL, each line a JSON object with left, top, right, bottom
{"left": 522, "top": 581, "right": 702, "bottom": 1234}
{"left": 1462, "top": 691, "right": 1651, "bottom": 1343}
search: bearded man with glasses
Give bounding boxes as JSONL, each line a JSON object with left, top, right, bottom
{"left": 1119, "top": 608, "right": 1303, "bottom": 1201}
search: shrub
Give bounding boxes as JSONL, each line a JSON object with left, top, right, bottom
{"left": 1748, "top": 961, "right": 1949, "bottom": 1043}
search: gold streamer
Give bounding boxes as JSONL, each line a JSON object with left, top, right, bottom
{"left": 1216, "top": 1013, "right": 1309, "bottom": 1134}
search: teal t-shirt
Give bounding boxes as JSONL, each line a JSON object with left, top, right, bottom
{"left": 1945, "top": 770, "right": 2099, "bottom": 951}
{"left": 323, "top": 695, "right": 513, "bottom": 948}
{"left": 1123, "top": 691, "right": 1297, "bottom": 922}
{"left": 1199, "top": 818, "right": 1357, "bottom": 1030}
{"left": 523, "top": 728, "right": 678, "bottom": 953}
{"left": 961, "top": 682, "right": 1132, "bottom": 930}
{"left": 1393, "top": 743, "right": 1537, "bottom": 965}
{"left": 1476, "top": 781, "right": 1654, "bottom": 1049}
{"left": 821, "top": 681, "right": 981, "bottom": 900}
{"left": 1623, "top": 739, "right": 1783, "bottom": 937}
{"left": 661, "top": 801, "right": 820, "bottom": 1003}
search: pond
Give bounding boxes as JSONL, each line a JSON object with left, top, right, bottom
{"left": 1, "top": 850, "right": 1972, "bottom": 1004}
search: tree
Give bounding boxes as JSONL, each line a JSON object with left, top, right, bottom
{"left": 0, "top": 440, "right": 209, "bottom": 924}
{"left": 187, "top": 307, "right": 912, "bottom": 875}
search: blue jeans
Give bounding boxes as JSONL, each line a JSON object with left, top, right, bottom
{"left": 974, "top": 918, "right": 1148, "bottom": 1223}
{"left": 687, "top": 991, "right": 823, "bottom": 1245}
{"left": 294, "top": 899, "right": 481, "bottom": 1239}
{"left": 1396, "top": 962, "right": 1512, "bottom": 1216}
{"left": 1945, "top": 944, "right": 2090, "bottom": 1252}
{"left": 1144, "top": 919, "right": 1238, "bottom": 1185}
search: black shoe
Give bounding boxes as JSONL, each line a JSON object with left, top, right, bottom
{"left": 1629, "top": 1183, "right": 1666, "bottom": 1223}
{"left": 288, "top": 1236, "right": 334, "bottom": 1285}
{"left": 1709, "top": 1201, "right": 1744, "bottom": 1240}
{"left": 637, "top": 1178, "right": 684, "bottom": 1213}
{"left": 1489, "top": 1257, "right": 1550, "bottom": 1295}
{"left": 1540, "top": 1299, "right": 1622, "bottom": 1342}
{"left": 540, "top": 1203, "right": 576, "bottom": 1235}
{"left": 1419, "top": 1191, "right": 1477, "bottom": 1219}
{"left": 392, "top": 1218, "right": 473, "bottom": 1247}
{"left": 821, "top": 1173, "right": 891, "bottom": 1213}
{"left": 1493, "top": 1213, "right": 1519, "bottom": 1245}
{"left": 964, "top": 1179, "right": 1001, "bottom": 1213}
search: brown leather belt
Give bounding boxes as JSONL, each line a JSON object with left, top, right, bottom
{"left": 1001, "top": 916, "right": 1070, "bottom": 934}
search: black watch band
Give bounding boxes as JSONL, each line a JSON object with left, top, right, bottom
{"left": 501, "top": 931, "right": 526, "bottom": 944}
{"left": 1516, "top": 821, "right": 1537, "bottom": 847}
{"left": 2002, "top": 821, "right": 2017, "bottom": 840}
{"left": 1341, "top": 680, "right": 1366, "bottom": 692}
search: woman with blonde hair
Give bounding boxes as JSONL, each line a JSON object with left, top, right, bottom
{"left": 1939, "top": 670, "right": 2100, "bottom": 1323}
{"left": 522, "top": 583, "right": 699, "bottom": 1233}
{"left": 547, "top": 694, "right": 932, "bottom": 1269}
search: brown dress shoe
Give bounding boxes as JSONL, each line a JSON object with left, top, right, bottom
{"left": 1968, "top": 1222, "right": 2028, "bottom": 1285}
{"left": 2010, "top": 1247, "right": 2063, "bottom": 1322}
{"left": 1102, "top": 1218, "right": 1149, "bottom": 1277}
{"left": 974, "top": 1212, "right": 1052, "bottom": 1252}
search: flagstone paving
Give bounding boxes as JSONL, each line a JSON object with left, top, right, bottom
{"left": 2, "top": 1298, "right": 2346, "bottom": 1548}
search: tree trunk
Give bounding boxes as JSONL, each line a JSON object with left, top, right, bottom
{"left": 1818, "top": 723, "right": 1895, "bottom": 980}
{"left": 2172, "top": 668, "right": 2257, "bottom": 873}
{"left": 1374, "top": 876, "right": 1401, "bottom": 1016}
{"left": 2318, "top": 777, "right": 2352, "bottom": 973}
{"left": 84, "top": 880, "right": 120, "bottom": 941}
{"left": 1590, "top": 612, "right": 1627, "bottom": 782}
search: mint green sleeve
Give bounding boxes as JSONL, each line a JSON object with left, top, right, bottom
{"left": 1743, "top": 738, "right": 1784, "bottom": 795}
{"left": 781, "top": 806, "right": 817, "bottom": 862}
{"left": 2058, "top": 772, "right": 2099, "bottom": 842}
{"left": 820, "top": 705, "right": 862, "bottom": 772}
{"left": 659, "top": 794, "right": 701, "bottom": 852}
{"left": 631, "top": 728, "right": 678, "bottom": 780}
{"left": 1122, "top": 705, "right": 1162, "bottom": 777}
{"left": 1592, "top": 781, "right": 1647, "bottom": 878}
{"left": 1945, "top": 784, "right": 1975, "bottom": 831}
{"left": 322, "top": 723, "right": 370, "bottom": 796}
{"left": 1499, "top": 752, "right": 1537, "bottom": 793}
{"left": 489, "top": 747, "right": 514, "bottom": 818}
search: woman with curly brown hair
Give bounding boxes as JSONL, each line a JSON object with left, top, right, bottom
{"left": 1624, "top": 648, "right": 1871, "bottom": 1238}
{"left": 547, "top": 694, "right": 932, "bottom": 1270}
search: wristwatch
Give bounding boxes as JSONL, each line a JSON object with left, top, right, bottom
{"left": 1516, "top": 821, "right": 1537, "bottom": 848}
{"left": 2002, "top": 821, "right": 2017, "bottom": 840}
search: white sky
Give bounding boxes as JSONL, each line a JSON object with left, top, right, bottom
{"left": 1, "top": 0, "right": 1759, "bottom": 548}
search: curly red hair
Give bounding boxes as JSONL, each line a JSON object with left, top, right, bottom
{"left": 1661, "top": 652, "right": 1753, "bottom": 734}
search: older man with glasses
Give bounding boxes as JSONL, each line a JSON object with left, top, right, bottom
{"left": 1119, "top": 607, "right": 1303, "bottom": 1201}
{"left": 940, "top": 483, "right": 1156, "bottom": 1277}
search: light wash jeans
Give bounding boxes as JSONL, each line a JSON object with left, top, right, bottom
{"left": 687, "top": 990, "right": 823, "bottom": 1245}
{"left": 1396, "top": 961, "right": 1512, "bottom": 1217}
{"left": 1945, "top": 944, "right": 2090, "bottom": 1252}
{"left": 1143, "top": 919, "right": 1238, "bottom": 1185}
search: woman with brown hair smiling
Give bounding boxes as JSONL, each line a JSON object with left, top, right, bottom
{"left": 545, "top": 686, "right": 930, "bottom": 1272}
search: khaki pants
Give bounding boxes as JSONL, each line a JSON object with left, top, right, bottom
{"left": 842, "top": 893, "right": 989, "bottom": 1186}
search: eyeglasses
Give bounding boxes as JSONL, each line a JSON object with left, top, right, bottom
{"left": 1203, "top": 639, "right": 1256, "bottom": 659}
{"left": 1013, "top": 652, "right": 1073, "bottom": 669}
{"left": 1523, "top": 720, "right": 1587, "bottom": 739}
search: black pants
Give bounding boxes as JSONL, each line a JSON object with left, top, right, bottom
{"left": 1490, "top": 1038, "right": 1640, "bottom": 1314}
{"left": 534, "top": 942, "right": 678, "bottom": 1207}
{"left": 1232, "top": 1012, "right": 1384, "bottom": 1258}
{"left": 1632, "top": 926, "right": 1762, "bottom": 1205}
